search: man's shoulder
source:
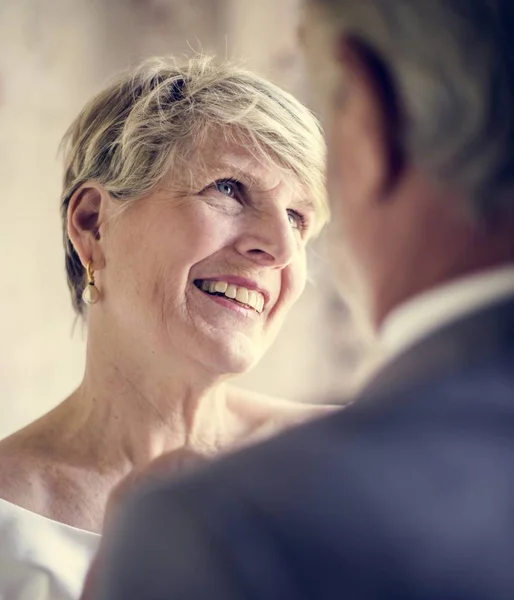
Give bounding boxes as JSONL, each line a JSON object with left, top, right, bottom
{"left": 208, "top": 368, "right": 514, "bottom": 490}
{"left": 106, "top": 367, "right": 514, "bottom": 600}
{"left": 130, "top": 364, "right": 514, "bottom": 514}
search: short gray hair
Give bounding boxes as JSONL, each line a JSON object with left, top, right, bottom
{"left": 61, "top": 55, "right": 328, "bottom": 315}
{"left": 312, "top": 0, "right": 514, "bottom": 217}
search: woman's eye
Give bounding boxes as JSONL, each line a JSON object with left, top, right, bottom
{"left": 287, "top": 210, "right": 306, "bottom": 231}
{"left": 215, "top": 180, "right": 238, "bottom": 198}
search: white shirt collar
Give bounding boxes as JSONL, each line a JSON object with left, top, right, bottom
{"left": 379, "top": 266, "right": 514, "bottom": 360}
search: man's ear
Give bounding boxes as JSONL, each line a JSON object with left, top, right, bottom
{"left": 330, "top": 34, "right": 405, "bottom": 203}
{"left": 67, "top": 183, "right": 109, "bottom": 269}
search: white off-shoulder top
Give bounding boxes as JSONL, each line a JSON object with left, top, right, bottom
{"left": 0, "top": 498, "right": 100, "bottom": 599}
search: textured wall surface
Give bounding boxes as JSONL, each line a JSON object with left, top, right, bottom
{"left": 0, "top": 0, "right": 366, "bottom": 439}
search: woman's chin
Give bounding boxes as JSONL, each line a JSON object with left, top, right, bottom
{"left": 196, "top": 336, "right": 262, "bottom": 377}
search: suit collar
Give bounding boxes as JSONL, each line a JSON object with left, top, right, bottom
{"left": 380, "top": 266, "right": 514, "bottom": 364}
{"left": 361, "top": 295, "right": 514, "bottom": 399}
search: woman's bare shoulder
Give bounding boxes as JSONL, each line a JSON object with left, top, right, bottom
{"left": 0, "top": 431, "right": 50, "bottom": 513}
{"left": 0, "top": 430, "right": 106, "bottom": 531}
{"left": 224, "top": 387, "right": 340, "bottom": 446}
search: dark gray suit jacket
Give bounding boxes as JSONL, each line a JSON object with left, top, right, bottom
{"left": 95, "top": 296, "right": 514, "bottom": 599}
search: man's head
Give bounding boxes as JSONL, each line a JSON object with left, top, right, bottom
{"left": 301, "top": 0, "right": 514, "bottom": 335}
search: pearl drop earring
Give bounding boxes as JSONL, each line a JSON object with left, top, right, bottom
{"left": 82, "top": 260, "right": 101, "bottom": 305}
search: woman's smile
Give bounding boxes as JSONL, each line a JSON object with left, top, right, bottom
{"left": 192, "top": 276, "right": 269, "bottom": 321}
{"left": 194, "top": 283, "right": 263, "bottom": 318}
{"left": 194, "top": 276, "right": 268, "bottom": 313}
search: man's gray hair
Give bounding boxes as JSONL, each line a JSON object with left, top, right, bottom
{"left": 313, "top": 0, "right": 514, "bottom": 217}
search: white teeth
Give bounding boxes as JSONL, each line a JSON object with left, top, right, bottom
{"left": 236, "top": 287, "right": 249, "bottom": 305}
{"left": 247, "top": 291, "right": 257, "bottom": 310}
{"left": 198, "top": 280, "right": 265, "bottom": 313}
{"left": 225, "top": 284, "right": 237, "bottom": 299}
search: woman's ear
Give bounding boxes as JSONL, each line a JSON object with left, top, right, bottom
{"left": 67, "top": 183, "right": 109, "bottom": 269}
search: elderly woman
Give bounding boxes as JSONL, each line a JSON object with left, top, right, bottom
{"left": 0, "top": 56, "right": 331, "bottom": 598}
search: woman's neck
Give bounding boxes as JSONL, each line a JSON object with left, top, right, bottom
{"left": 0, "top": 345, "right": 236, "bottom": 534}
{"left": 47, "top": 347, "right": 231, "bottom": 476}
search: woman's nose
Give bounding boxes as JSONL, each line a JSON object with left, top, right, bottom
{"left": 234, "top": 213, "right": 297, "bottom": 268}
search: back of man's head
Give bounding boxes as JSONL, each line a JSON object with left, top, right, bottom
{"left": 313, "top": 0, "right": 514, "bottom": 213}
{"left": 302, "top": 0, "right": 514, "bottom": 331}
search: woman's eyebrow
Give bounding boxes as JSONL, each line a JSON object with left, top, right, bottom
{"left": 211, "top": 165, "right": 263, "bottom": 188}
{"left": 290, "top": 197, "right": 316, "bottom": 214}
{"left": 208, "top": 164, "right": 316, "bottom": 212}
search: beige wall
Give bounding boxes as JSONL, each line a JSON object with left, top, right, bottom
{"left": 0, "top": 0, "right": 366, "bottom": 439}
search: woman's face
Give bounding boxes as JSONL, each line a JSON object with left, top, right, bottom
{"left": 98, "top": 141, "right": 317, "bottom": 376}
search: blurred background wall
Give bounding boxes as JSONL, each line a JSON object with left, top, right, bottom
{"left": 0, "top": 0, "right": 369, "bottom": 439}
